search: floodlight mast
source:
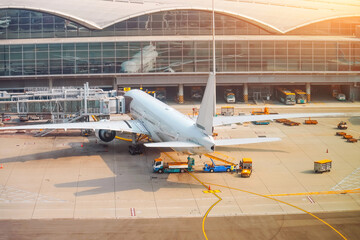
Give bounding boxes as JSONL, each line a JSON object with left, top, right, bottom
{"left": 212, "top": 0, "right": 216, "bottom": 116}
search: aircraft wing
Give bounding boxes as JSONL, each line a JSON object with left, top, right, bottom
{"left": 0, "top": 120, "right": 149, "bottom": 135}
{"left": 213, "top": 113, "right": 344, "bottom": 127}
{"left": 144, "top": 141, "right": 201, "bottom": 148}
{"left": 214, "top": 138, "right": 281, "bottom": 146}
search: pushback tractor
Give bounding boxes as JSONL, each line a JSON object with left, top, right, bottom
{"left": 238, "top": 158, "right": 253, "bottom": 177}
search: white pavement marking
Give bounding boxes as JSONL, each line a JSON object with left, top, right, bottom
{"left": 0, "top": 185, "right": 66, "bottom": 203}
{"left": 307, "top": 196, "right": 315, "bottom": 204}
{"left": 130, "top": 208, "right": 136, "bottom": 216}
{"left": 331, "top": 168, "right": 360, "bottom": 191}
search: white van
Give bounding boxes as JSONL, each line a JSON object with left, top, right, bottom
{"left": 336, "top": 93, "right": 346, "bottom": 101}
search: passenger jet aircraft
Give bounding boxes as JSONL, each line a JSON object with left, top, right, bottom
{"left": 1, "top": 74, "right": 342, "bottom": 155}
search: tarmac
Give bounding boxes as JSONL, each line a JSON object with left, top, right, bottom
{"left": 0, "top": 101, "right": 359, "bottom": 239}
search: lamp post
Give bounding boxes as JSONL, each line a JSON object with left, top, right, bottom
{"left": 212, "top": 0, "right": 216, "bottom": 115}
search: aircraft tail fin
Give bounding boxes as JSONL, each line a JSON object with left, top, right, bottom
{"left": 196, "top": 73, "right": 215, "bottom": 135}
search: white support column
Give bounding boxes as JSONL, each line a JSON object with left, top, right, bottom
{"left": 306, "top": 82, "right": 311, "bottom": 103}
{"left": 243, "top": 83, "right": 248, "bottom": 103}
{"left": 49, "top": 78, "right": 53, "bottom": 90}
{"left": 178, "top": 84, "right": 184, "bottom": 104}
{"left": 84, "top": 82, "right": 88, "bottom": 114}
{"left": 112, "top": 78, "right": 117, "bottom": 91}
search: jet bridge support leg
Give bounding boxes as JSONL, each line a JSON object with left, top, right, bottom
{"left": 243, "top": 83, "right": 248, "bottom": 103}
{"left": 178, "top": 84, "right": 184, "bottom": 104}
{"left": 306, "top": 83, "right": 311, "bottom": 103}
{"left": 128, "top": 133, "right": 144, "bottom": 155}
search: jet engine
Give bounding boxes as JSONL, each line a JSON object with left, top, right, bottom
{"left": 95, "top": 129, "right": 116, "bottom": 142}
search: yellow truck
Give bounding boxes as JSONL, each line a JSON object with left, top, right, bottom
{"left": 238, "top": 158, "right": 252, "bottom": 177}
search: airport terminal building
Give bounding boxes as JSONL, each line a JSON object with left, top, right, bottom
{"left": 0, "top": 0, "right": 360, "bottom": 102}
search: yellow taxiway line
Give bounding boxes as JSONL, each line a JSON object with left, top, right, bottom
{"left": 203, "top": 182, "right": 348, "bottom": 240}
{"left": 265, "top": 188, "right": 360, "bottom": 197}
{"left": 162, "top": 152, "right": 222, "bottom": 240}
{"left": 162, "top": 152, "right": 348, "bottom": 240}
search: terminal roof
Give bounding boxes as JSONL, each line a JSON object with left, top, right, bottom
{"left": 0, "top": 0, "right": 360, "bottom": 33}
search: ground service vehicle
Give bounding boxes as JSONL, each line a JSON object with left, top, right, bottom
{"left": 203, "top": 158, "right": 236, "bottom": 173}
{"left": 336, "top": 132, "right": 347, "bottom": 136}
{"left": 275, "top": 88, "right": 296, "bottom": 105}
{"left": 252, "top": 107, "right": 270, "bottom": 115}
{"left": 155, "top": 88, "right": 166, "bottom": 101}
{"left": 224, "top": 89, "right": 236, "bottom": 103}
{"left": 220, "top": 106, "right": 234, "bottom": 116}
{"left": 304, "top": 118, "right": 318, "bottom": 125}
{"left": 347, "top": 138, "right": 358, "bottom": 143}
{"left": 336, "top": 93, "right": 346, "bottom": 101}
{"left": 191, "top": 87, "right": 203, "bottom": 100}
{"left": 153, "top": 157, "right": 194, "bottom": 173}
{"left": 337, "top": 121, "right": 348, "bottom": 130}
{"left": 343, "top": 134, "right": 353, "bottom": 139}
{"left": 238, "top": 158, "right": 252, "bottom": 177}
{"left": 252, "top": 120, "right": 270, "bottom": 125}
{"left": 276, "top": 119, "right": 290, "bottom": 123}
{"left": 314, "top": 159, "right": 332, "bottom": 173}
{"left": 293, "top": 89, "right": 307, "bottom": 104}
{"left": 284, "top": 121, "right": 300, "bottom": 126}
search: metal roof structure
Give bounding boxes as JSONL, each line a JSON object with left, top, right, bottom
{"left": 1, "top": 0, "right": 360, "bottom": 34}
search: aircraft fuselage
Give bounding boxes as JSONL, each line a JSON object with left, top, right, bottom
{"left": 125, "top": 89, "right": 214, "bottom": 154}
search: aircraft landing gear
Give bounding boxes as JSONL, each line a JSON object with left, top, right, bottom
{"left": 128, "top": 133, "right": 146, "bottom": 155}
{"left": 128, "top": 144, "right": 144, "bottom": 155}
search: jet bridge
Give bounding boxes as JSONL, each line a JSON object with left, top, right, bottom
{"left": 0, "top": 84, "right": 125, "bottom": 123}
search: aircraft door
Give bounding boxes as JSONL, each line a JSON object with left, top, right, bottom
{"left": 124, "top": 96, "right": 133, "bottom": 113}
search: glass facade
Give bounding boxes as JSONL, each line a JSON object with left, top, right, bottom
{"left": 288, "top": 17, "right": 360, "bottom": 36}
{"left": 0, "top": 9, "right": 359, "bottom": 77}
{"left": 1, "top": 9, "right": 359, "bottom": 39}
{"left": 1, "top": 40, "right": 359, "bottom": 76}
{"left": 0, "top": 10, "right": 89, "bottom": 39}
{"left": 0, "top": 9, "right": 271, "bottom": 39}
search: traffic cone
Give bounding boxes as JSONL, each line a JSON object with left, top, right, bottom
{"left": 0, "top": 164, "right": 3, "bottom": 169}
{"left": 81, "top": 144, "right": 84, "bottom": 147}
{"left": 208, "top": 185, "right": 211, "bottom": 190}
{"left": 326, "top": 149, "right": 328, "bottom": 153}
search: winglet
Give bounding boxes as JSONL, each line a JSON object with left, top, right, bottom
{"left": 196, "top": 73, "right": 215, "bottom": 135}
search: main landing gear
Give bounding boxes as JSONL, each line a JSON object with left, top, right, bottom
{"left": 128, "top": 144, "right": 144, "bottom": 155}
{"left": 128, "top": 133, "right": 146, "bottom": 155}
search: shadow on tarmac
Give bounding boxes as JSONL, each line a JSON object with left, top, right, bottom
{"left": 349, "top": 116, "right": 360, "bottom": 126}
{"left": 0, "top": 135, "right": 203, "bottom": 196}
{"left": 301, "top": 170, "right": 316, "bottom": 174}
